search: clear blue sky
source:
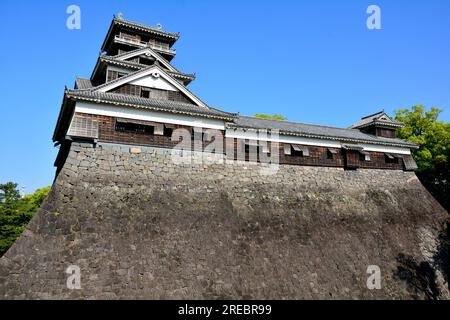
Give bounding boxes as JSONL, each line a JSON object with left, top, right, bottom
{"left": 1, "top": 0, "right": 449, "bottom": 194}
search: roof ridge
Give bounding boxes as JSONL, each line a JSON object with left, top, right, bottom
{"left": 361, "top": 110, "right": 386, "bottom": 120}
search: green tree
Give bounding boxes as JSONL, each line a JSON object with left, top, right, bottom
{"left": 395, "top": 105, "right": 450, "bottom": 211}
{"left": 254, "top": 114, "right": 287, "bottom": 121}
{"left": 396, "top": 105, "right": 450, "bottom": 171}
{"left": 0, "top": 183, "right": 51, "bottom": 256}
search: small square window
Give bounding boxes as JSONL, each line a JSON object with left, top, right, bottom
{"left": 141, "top": 89, "right": 150, "bottom": 98}
{"left": 385, "top": 153, "right": 399, "bottom": 164}
{"left": 164, "top": 127, "right": 173, "bottom": 137}
{"left": 284, "top": 144, "right": 292, "bottom": 155}
{"left": 360, "top": 152, "right": 371, "bottom": 161}
{"left": 292, "top": 145, "right": 309, "bottom": 157}
{"left": 327, "top": 148, "right": 337, "bottom": 159}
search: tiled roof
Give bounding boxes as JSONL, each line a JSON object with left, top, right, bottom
{"left": 65, "top": 89, "right": 237, "bottom": 121}
{"left": 112, "top": 47, "right": 177, "bottom": 70}
{"left": 75, "top": 78, "right": 95, "bottom": 89}
{"left": 228, "top": 116, "right": 418, "bottom": 148}
{"left": 349, "top": 111, "right": 404, "bottom": 129}
{"left": 65, "top": 84, "right": 417, "bottom": 148}
{"left": 113, "top": 47, "right": 170, "bottom": 62}
{"left": 90, "top": 64, "right": 210, "bottom": 108}
{"left": 113, "top": 17, "right": 179, "bottom": 40}
{"left": 99, "top": 55, "right": 195, "bottom": 81}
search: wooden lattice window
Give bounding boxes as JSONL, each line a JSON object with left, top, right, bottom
{"left": 67, "top": 115, "right": 99, "bottom": 139}
{"left": 107, "top": 70, "right": 128, "bottom": 82}
{"left": 140, "top": 87, "right": 168, "bottom": 100}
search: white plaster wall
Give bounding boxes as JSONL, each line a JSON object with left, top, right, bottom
{"left": 225, "top": 128, "right": 411, "bottom": 155}
{"left": 75, "top": 102, "right": 226, "bottom": 130}
{"left": 129, "top": 75, "right": 178, "bottom": 91}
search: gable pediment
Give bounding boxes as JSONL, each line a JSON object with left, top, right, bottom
{"left": 127, "top": 73, "right": 178, "bottom": 91}
{"left": 94, "top": 65, "right": 208, "bottom": 108}
{"left": 116, "top": 48, "right": 177, "bottom": 72}
{"left": 377, "top": 114, "right": 391, "bottom": 121}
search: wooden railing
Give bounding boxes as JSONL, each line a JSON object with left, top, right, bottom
{"left": 114, "top": 35, "right": 176, "bottom": 55}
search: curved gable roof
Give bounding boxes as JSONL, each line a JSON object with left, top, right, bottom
{"left": 91, "top": 64, "right": 209, "bottom": 108}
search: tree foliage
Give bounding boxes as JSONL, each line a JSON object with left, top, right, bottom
{"left": 0, "top": 183, "right": 51, "bottom": 256}
{"left": 395, "top": 105, "right": 450, "bottom": 211}
{"left": 395, "top": 105, "right": 450, "bottom": 171}
{"left": 254, "top": 114, "right": 287, "bottom": 121}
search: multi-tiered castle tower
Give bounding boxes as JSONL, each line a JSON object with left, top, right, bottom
{"left": 53, "top": 15, "right": 419, "bottom": 173}
{"left": 1, "top": 16, "right": 447, "bottom": 300}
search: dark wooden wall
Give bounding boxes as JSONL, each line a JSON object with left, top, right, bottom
{"left": 109, "top": 83, "right": 192, "bottom": 104}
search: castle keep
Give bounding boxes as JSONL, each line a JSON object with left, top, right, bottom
{"left": 53, "top": 16, "right": 418, "bottom": 172}
{"left": 0, "top": 17, "right": 448, "bottom": 299}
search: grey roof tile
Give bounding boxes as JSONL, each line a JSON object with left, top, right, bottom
{"left": 65, "top": 89, "right": 237, "bottom": 120}
{"left": 349, "top": 111, "right": 404, "bottom": 129}
{"left": 228, "top": 116, "right": 418, "bottom": 148}
{"left": 113, "top": 47, "right": 171, "bottom": 64}
{"left": 75, "top": 78, "right": 95, "bottom": 89}
{"left": 113, "top": 17, "right": 179, "bottom": 40}
{"left": 99, "top": 55, "right": 195, "bottom": 81}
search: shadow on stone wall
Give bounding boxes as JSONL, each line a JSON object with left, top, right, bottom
{"left": 417, "top": 171, "right": 450, "bottom": 213}
{"left": 395, "top": 221, "right": 450, "bottom": 299}
{"left": 435, "top": 221, "right": 450, "bottom": 292}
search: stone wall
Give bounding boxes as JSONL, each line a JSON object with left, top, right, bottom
{"left": 0, "top": 142, "right": 448, "bottom": 299}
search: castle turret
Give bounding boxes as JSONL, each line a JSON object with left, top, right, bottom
{"left": 101, "top": 15, "right": 179, "bottom": 61}
{"left": 349, "top": 110, "right": 405, "bottom": 139}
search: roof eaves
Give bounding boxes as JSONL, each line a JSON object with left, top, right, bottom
{"left": 226, "top": 123, "right": 419, "bottom": 149}
{"left": 90, "top": 56, "right": 104, "bottom": 81}
{"left": 373, "top": 119, "right": 405, "bottom": 127}
{"left": 351, "top": 119, "right": 405, "bottom": 130}
{"left": 99, "top": 56, "right": 195, "bottom": 80}
{"left": 112, "top": 46, "right": 179, "bottom": 72}
{"left": 53, "top": 89, "right": 76, "bottom": 142}
{"left": 65, "top": 90, "right": 237, "bottom": 121}
{"left": 361, "top": 110, "right": 386, "bottom": 120}
{"left": 113, "top": 18, "right": 180, "bottom": 41}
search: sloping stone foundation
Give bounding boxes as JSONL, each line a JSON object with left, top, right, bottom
{"left": 0, "top": 142, "right": 448, "bottom": 299}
